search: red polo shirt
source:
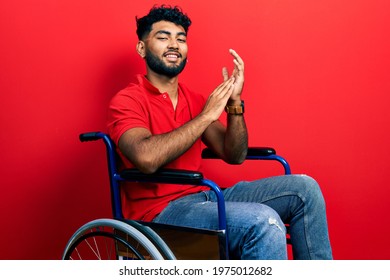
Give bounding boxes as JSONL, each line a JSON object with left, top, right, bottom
{"left": 107, "top": 75, "right": 208, "bottom": 221}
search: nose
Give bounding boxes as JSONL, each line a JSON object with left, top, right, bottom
{"left": 168, "top": 38, "right": 179, "bottom": 49}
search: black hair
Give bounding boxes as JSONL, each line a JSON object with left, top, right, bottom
{"left": 136, "top": 5, "right": 192, "bottom": 40}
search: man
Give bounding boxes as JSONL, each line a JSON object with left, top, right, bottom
{"left": 107, "top": 5, "right": 332, "bottom": 259}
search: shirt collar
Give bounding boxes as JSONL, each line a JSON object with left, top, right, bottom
{"left": 137, "top": 74, "right": 162, "bottom": 95}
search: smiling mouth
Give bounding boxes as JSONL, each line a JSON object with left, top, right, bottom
{"left": 164, "top": 52, "right": 181, "bottom": 62}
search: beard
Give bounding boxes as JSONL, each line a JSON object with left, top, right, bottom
{"left": 145, "top": 49, "right": 187, "bottom": 78}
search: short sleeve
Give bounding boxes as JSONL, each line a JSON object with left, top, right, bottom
{"left": 107, "top": 87, "right": 150, "bottom": 146}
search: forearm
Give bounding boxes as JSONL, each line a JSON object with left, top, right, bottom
{"left": 119, "top": 113, "right": 213, "bottom": 174}
{"left": 224, "top": 114, "right": 248, "bottom": 164}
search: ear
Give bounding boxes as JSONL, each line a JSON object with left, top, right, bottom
{"left": 136, "top": 41, "right": 146, "bottom": 59}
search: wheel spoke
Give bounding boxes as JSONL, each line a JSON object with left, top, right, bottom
{"left": 84, "top": 238, "right": 101, "bottom": 259}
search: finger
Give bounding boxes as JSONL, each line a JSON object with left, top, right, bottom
{"left": 220, "top": 78, "right": 236, "bottom": 98}
{"left": 214, "top": 81, "right": 235, "bottom": 103}
{"left": 213, "top": 77, "right": 235, "bottom": 97}
{"left": 229, "top": 49, "right": 244, "bottom": 65}
{"left": 232, "top": 61, "right": 244, "bottom": 78}
{"left": 233, "top": 58, "right": 244, "bottom": 74}
{"left": 222, "top": 67, "right": 229, "bottom": 81}
{"left": 231, "top": 65, "right": 238, "bottom": 77}
{"left": 222, "top": 81, "right": 235, "bottom": 101}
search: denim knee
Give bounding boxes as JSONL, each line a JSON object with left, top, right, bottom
{"left": 295, "top": 175, "right": 326, "bottom": 207}
{"left": 227, "top": 203, "right": 287, "bottom": 259}
{"left": 226, "top": 202, "right": 284, "bottom": 229}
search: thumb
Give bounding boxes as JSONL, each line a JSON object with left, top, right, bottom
{"left": 222, "top": 67, "right": 229, "bottom": 81}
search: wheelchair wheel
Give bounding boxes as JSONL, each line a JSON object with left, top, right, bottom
{"left": 62, "top": 218, "right": 175, "bottom": 260}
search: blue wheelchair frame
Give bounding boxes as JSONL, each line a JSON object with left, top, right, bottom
{"left": 79, "top": 131, "right": 291, "bottom": 259}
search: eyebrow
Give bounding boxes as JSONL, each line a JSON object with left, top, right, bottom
{"left": 155, "top": 30, "right": 187, "bottom": 37}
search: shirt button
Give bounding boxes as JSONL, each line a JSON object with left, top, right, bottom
{"left": 162, "top": 94, "right": 167, "bottom": 99}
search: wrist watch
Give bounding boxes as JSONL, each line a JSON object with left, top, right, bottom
{"left": 225, "top": 100, "right": 244, "bottom": 115}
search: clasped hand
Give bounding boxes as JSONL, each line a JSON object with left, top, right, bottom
{"left": 203, "top": 49, "right": 245, "bottom": 121}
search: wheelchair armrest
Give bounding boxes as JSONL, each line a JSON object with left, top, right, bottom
{"left": 202, "top": 147, "right": 291, "bottom": 174}
{"left": 202, "top": 147, "right": 276, "bottom": 159}
{"left": 247, "top": 147, "right": 276, "bottom": 157}
{"left": 120, "top": 168, "right": 204, "bottom": 185}
{"left": 79, "top": 132, "right": 103, "bottom": 142}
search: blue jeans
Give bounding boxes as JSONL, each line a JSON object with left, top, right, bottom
{"left": 153, "top": 174, "right": 333, "bottom": 260}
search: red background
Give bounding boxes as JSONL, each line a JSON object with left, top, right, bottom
{"left": 1, "top": 0, "right": 389, "bottom": 259}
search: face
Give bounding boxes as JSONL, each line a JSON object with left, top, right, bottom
{"left": 139, "top": 21, "right": 188, "bottom": 78}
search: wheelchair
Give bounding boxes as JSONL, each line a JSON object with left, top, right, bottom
{"left": 62, "top": 132, "right": 291, "bottom": 260}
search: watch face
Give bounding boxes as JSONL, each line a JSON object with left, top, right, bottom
{"left": 234, "top": 106, "right": 244, "bottom": 114}
{"left": 225, "top": 104, "right": 244, "bottom": 114}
